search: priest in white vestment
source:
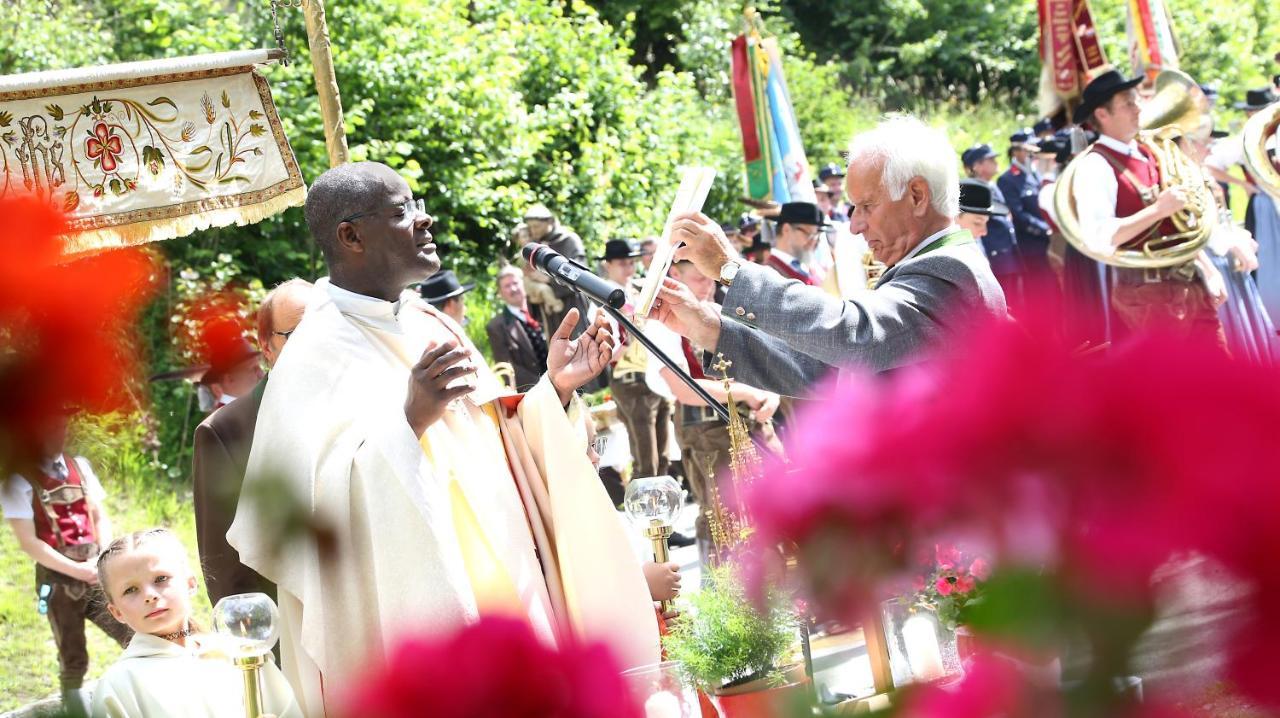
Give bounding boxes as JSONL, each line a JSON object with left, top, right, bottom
{"left": 227, "top": 163, "right": 660, "bottom": 716}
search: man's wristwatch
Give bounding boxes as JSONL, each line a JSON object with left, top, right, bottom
{"left": 718, "top": 259, "right": 742, "bottom": 286}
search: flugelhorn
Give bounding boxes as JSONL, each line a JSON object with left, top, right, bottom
{"left": 1053, "top": 69, "right": 1216, "bottom": 268}
{"left": 1242, "top": 100, "right": 1280, "bottom": 202}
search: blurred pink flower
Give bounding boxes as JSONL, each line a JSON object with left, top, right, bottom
{"left": 746, "top": 307, "right": 1280, "bottom": 708}
{"left": 343, "top": 617, "right": 640, "bottom": 718}
{"left": 935, "top": 577, "right": 954, "bottom": 597}
{"left": 969, "top": 558, "right": 991, "bottom": 581}
{"left": 898, "top": 654, "right": 1057, "bottom": 718}
{"left": 937, "top": 545, "right": 962, "bottom": 570}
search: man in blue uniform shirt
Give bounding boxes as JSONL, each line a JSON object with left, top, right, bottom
{"left": 963, "top": 143, "right": 1024, "bottom": 313}
{"left": 998, "top": 129, "right": 1055, "bottom": 288}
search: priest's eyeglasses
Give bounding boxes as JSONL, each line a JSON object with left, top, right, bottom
{"left": 340, "top": 197, "right": 429, "bottom": 225}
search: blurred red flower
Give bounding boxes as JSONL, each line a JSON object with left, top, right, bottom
{"left": 343, "top": 617, "right": 641, "bottom": 718}
{"left": 0, "top": 193, "right": 158, "bottom": 468}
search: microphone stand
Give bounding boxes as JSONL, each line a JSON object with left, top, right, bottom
{"left": 595, "top": 301, "right": 783, "bottom": 462}
{"left": 525, "top": 253, "right": 782, "bottom": 460}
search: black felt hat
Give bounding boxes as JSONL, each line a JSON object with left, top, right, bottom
{"left": 775, "top": 201, "right": 828, "bottom": 227}
{"left": 597, "top": 239, "right": 643, "bottom": 261}
{"left": 1234, "top": 86, "right": 1279, "bottom": 111}
{"left": 958, "top": 178, "right": 1009, "bottom": 217}
{"left": 419, "top": 270, "right": 474, "bottom": 303}
{"left": 1072, "top": 69, "right": 1144, "bottom": 125}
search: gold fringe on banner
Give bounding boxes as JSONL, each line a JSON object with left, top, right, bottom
{"left": 62, "top": 185, "right": 306, "bottom": 255}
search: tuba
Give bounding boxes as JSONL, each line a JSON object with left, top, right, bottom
{"left": 1242, "top": 99, "right": 1280, "bottom": 201}
{"left": 1053, "top": 69, "right": 1217, "bottom": 268}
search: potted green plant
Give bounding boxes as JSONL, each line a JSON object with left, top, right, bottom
{"left": 663, "top": 564, "right": 809, "bottom": 718}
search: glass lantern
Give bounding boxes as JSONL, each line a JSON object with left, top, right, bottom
{"left": 623, "top": 475, "right": 683, "bottom": 529}
{"left": 213, "top": 592, "right": 280, "bottom": 718}
{"left": 213, "top": 592, "right": 281, "bottom": 658}
{"left": 880, "top": 598, "right": 962, "bottom": 686}
{"left": 622, "top": 660, "right": 701, "bottom": 718}
{"left": 624, "top": 476, "right": 683, "bottom": 612}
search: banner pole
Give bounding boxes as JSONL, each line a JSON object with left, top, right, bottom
{"left": 302, "top": 0, "right": 349, "bottom": 168}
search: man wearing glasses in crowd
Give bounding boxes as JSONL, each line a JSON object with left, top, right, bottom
{"left": 191, "top": 279, "right": 314, "bottom": 607}
{"left": 763, "top": 201, "right": 828, "bottom": 286}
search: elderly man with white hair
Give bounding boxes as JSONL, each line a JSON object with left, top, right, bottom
{"left": 652, "top": 116, "right": 1007, "bottom": 394}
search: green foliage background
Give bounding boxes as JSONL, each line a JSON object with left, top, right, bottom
{"left": 0, "top": 0, "right": 1271, "bottom": 708}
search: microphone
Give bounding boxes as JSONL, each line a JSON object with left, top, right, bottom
{"left": 522, "top": 243, "right": 626, "bottom": 309}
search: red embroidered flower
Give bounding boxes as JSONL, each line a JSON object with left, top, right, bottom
{"left": 343, "top": 617, "right": 641, "bottom": 718}
{"left": 85, "top": 122, "right": 123, "bottom": 173}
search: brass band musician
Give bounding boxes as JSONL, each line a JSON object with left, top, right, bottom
{"left": 1067, "top": 69, "right": 1227, "bottom": 346}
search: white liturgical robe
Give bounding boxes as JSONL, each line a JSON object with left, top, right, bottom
{"left": 91, "top": 632, "right": 300, "bottom": 718}
{"left": 227, "top": 278, "right": 659, "bottom": 717}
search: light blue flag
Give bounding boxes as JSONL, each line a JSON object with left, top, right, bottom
{"left": 763, "top": 40, "right": 814, "bottom": 204}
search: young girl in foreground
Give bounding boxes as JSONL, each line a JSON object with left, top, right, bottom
{"left": 92, "top": 528, "right": 300, "bottom": 718}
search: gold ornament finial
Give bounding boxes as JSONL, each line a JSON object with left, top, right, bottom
{"left": 702, "top": 354, "right": 760, "bottom": 556}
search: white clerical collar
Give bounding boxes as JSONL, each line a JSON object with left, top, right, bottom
{"left": 317, "top": 277, "right": 419, "bottom": 334}
{"left": 1097, "top": 133, "right": 1142, "bottom": 157}
{"left": 899, "top": 224, "right": 962, "bottom": 264}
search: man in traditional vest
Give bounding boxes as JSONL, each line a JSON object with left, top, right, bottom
{"left": 1069, "top": 69, "right": 1227, "bottom": 346}
{"left": 764, "top": 201, "right": 826, "bottom": 286}
{"left": 1, "top": 413, "right": 131, "bottom": 716}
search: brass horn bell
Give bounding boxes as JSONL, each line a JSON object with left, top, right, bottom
{"left": 1242, "top": 100, "right": 1280, "bottom": 202}
{"left": 1053, "top": 69, "right": 1216, "bottom": 269}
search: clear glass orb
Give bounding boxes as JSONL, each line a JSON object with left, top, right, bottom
{"left": 212, "top": 592, "right": 280, "bottom": 657}
{"left": 623, "top": 475, "right": 683, "bottom": 527}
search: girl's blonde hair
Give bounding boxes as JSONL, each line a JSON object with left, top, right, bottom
{"left": 96, "top": 528, "right": 204, "bottom": 632}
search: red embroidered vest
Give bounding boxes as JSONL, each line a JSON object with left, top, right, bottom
{"left": 766, "top": 254, "right": 819, "bottom": 286}
{"left": 28, "top": 455, "right": 95, "bottom": 550}
{"left": 1090, "top": 142, "right": 1178, "bottom": 248}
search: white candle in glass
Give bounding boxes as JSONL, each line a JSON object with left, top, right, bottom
{"left": 643, "top": 691, "right": 683, "bottom": 718}
{"left": 902, "top": 613, "right": 945, "bottom": 682}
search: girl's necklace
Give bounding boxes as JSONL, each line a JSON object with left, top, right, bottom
{"left": 159, "top": 624, "right": 193, "bottom": 643}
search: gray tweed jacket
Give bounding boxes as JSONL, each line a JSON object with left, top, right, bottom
{"left": 713, "top": 239, "right": 1007, "bottom": 396}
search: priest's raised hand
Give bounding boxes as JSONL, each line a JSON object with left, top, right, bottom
{"left": 404, "top": 340, "right": 479, "bottom": 437}
{"left": 547, "top": 307, "right": 618, "bottom": 406}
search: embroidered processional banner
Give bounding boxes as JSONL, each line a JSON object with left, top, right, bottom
{"left": 0, "top": 50, "right": 305, "bottom": 254}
